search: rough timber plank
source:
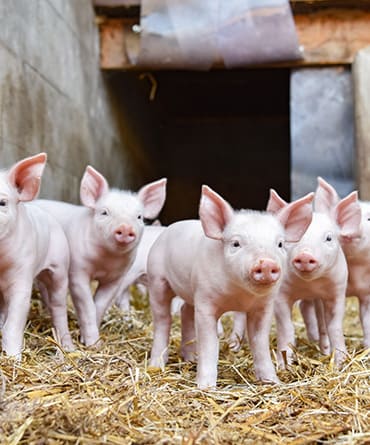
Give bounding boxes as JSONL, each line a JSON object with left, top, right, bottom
{"left": 99, "top": 8, "right": 370, "bottom": 69}
{"left": 93, "top": 0, "right": 370, "bottom": 8}
{"left": 294, "top": 10, "right": 370, "bottom": 65}
{"left": 100, "top": 18, "right": 136, "bottom": 68}
{"left": 353, "top": 46, "right": 370, "bottom": 200}
{"left": 291, "top": 0, "right": 370, "bottom": 12}
{"left": 93, "top": 0, "right": 139, "bottom": 6}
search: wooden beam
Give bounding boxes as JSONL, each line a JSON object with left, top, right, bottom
{"left": 100, "top": 18, "right": 137, "bottom": 68}
{"left": 93, "top": 0, "right": 139, "bottom": 6}
{"left": 93, "top": 0, "right": 370, "bottom": 9}
{"left": 353, "top": 47, "right": 370, "bottom": 199}
{"left": 291, "top": 0, "right": 370, "bottom": 13}
{"left": 98, "top": 8, "right": 370, "bottom": 69}
{"left": 294, "top": 10, "right": 370, "bottom": 65}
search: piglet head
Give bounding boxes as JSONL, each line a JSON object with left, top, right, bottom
{"left": 80, "top": 166, "right": 167, "bottom": 253}
{"left": 350, "top": 201, "right": 370, "bottom": 257}
{"left": 0, "top": 153, "right": 47, "bottom": 239}
{"left": 315, "top": 176, "right": 362, "bottom": 249}
{"left": 199, "top": 186, "right": 313, "bottom": 296}
{"left": 290, "top": 179, "right": 361, "bottom": 280}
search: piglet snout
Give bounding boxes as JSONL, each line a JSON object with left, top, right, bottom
{"left": 250, "top": 258, "right": 281, "bottom": 285}
{"left": 114, "top": 224, "right": 136, "bottom": 244}
{"left": 292, "top": 251, "right": 318, "bottom": 272}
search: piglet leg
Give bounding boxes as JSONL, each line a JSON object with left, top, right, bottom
{"left": 69, "top": 274, "right": 99, "bottom": 346}
{"left": 2, "top": 282, "right": 33, "bottom": 359}
{"left": 247, "top": 304, "right": 279, "bottom": 384}
{"left": 195, "top": 301, "right": 219, "bottom": 390}
{"left": 323, "top": 296, "right": 347, "bottom": 366}
{"left": 181, "top": 302, "right": 196, "bottom": 362}
{"left": 149, "top": 278, "right": 174, "bottom": 369}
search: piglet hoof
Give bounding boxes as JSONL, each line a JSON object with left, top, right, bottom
{"left": 196, "top": 378, "right": 217, "bottom": 391}
{"left": 149, "top": 355, "right": 167, "bottom": 370}
{"left": 334, "top": 348, "right": 347, "bottom": 368}
{"left": 276, "top": 349, "right": 294, "bottom": 370}
{"left": 256, "top": 372, "right": 281, "bottom": 385}
{"left": 319, "top": 335, "right": 330, "bottom": 355}
{"left": 80, "top": 335, "right": 102, "bottom": 349}
{"left": 61, "top": 338, "right": 76, "bottom": 353}
{"left": 181, "top": 347, "right": 197, "bottom": 363}
{"left": 228, "top": 335, "right": 243, "bottom": 353}
{"left": 3, "top": 351, "right": 22, "bottom": 362}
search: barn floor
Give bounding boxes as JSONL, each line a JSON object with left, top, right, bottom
{"left": 0, "top": 292, "right": 369, "bottom": 444}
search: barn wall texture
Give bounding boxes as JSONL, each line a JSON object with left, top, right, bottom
{"left": 0, "top": 0, "right": 133, "bottom": 202}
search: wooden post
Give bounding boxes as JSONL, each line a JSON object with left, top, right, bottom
{"left": 353, "top": 46, "right": 370, "bottom": 199}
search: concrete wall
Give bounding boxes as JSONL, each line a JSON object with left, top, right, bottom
{"left": 0, "top": 0, "right": 132, "bottom": 202}
{"left": 290, "top": 67, "right": 355, "bottom": 200}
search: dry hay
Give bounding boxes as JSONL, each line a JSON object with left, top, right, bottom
{"left": 0, "top": 291, "right": 369, "bottom": 444}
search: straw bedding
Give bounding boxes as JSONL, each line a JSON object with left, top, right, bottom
{"left": 0, "top": 290, "right": 369, "bottom": 444}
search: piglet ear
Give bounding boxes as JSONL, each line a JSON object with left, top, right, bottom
{"left": 277, "top": 192, "right": 314, "bottom": 242}
{"left": 199, "top": 185, "right": 234, "bottom": 240}
{"left": 314, "top": 177, "right": 340, "bottom": 215}
{"left": 8, "top": 152, "right": 47, "bottom": 202}
{"left": 335, "top": 191, "right": 362, "bottom": 240}
{"left": 266, "top": 189, "right": 288, "bottom": 214}
{"left": 137, "top": 178, "right": 167, "bottom": 219}
{"left": 80, "top": 165, "right": 109, "bottom": 209}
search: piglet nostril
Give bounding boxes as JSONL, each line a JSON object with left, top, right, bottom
{"left": 114, "top": 225, "right": 136, "bottom": 244}
{"left": 293, "top": 252, "right": 318, "bottom": 272}
{"left": 251, "top": 259, "right": 280, "bottom": 284}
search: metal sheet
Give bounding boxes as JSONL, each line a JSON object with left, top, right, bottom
{"left": 290, "top": 68, "right": 355, "bottom": 200}
{"left": 217, "top": 0, "right": 302, "bottom": 67}
{"left": 130, "top": 0, "right": 301, "bottom": 69}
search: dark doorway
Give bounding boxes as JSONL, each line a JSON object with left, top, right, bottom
{"left": 105, "top": 69, "right": 291, "bottom": 224}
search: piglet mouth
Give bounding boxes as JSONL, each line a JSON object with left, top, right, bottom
{"left": 247, "top": 279, "right": 277, "bottom": 298}
{"left": 293, "top": 268, "right": 319, "bottom": 281}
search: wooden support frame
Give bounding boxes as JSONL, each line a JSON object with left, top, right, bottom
{"left": 93, "top": 0, "right": 370, "bottom": 10}
{"left": 96, "top": 4, "right": 370, "bottom": 70}
{"left": 99, "top": 18, "right": 137, "bottom": 68}
{"left": 353, "top": 47, "right": 370, "bottom": 199}
{"left": 294, "top": 10, "right": 370, "bottom": 65}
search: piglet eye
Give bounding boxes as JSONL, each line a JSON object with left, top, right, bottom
{"left": 326, "top": 234, "right": 332, "bottom": 242}
{"left": 0, "top": 199, "right": 7, "bottom": 207}
{"left": 100, "top": 209, "right": 108, "bottom": 216}
{"left": 278, "top": 241, "right": 283, "bottom": 248}
{"left": 232, "top": 240, "right": 240, "bottom": 248}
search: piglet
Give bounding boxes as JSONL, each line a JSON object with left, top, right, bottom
{"left": 301, "top": 178, "right": 370, "bottom": 348}
{"left": 114, "top": 226, "right": 190, "bottom": 325}
{"left": 37, "top": 167, "right": 167, "bottom": 346}
{"left": 115, "top": 224, "right": 166, "bottom": 312}
{"left": 344, "top": 200, "right": 370, "bottom": 348}
{"left": 148, "top": 185, "right": 313, "bottom": 389}
{"left": 272, "top": 180, "right": 361, "bottom": 368}
{"left": 0, "top": 153, "right": 74, "bottom": 358}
